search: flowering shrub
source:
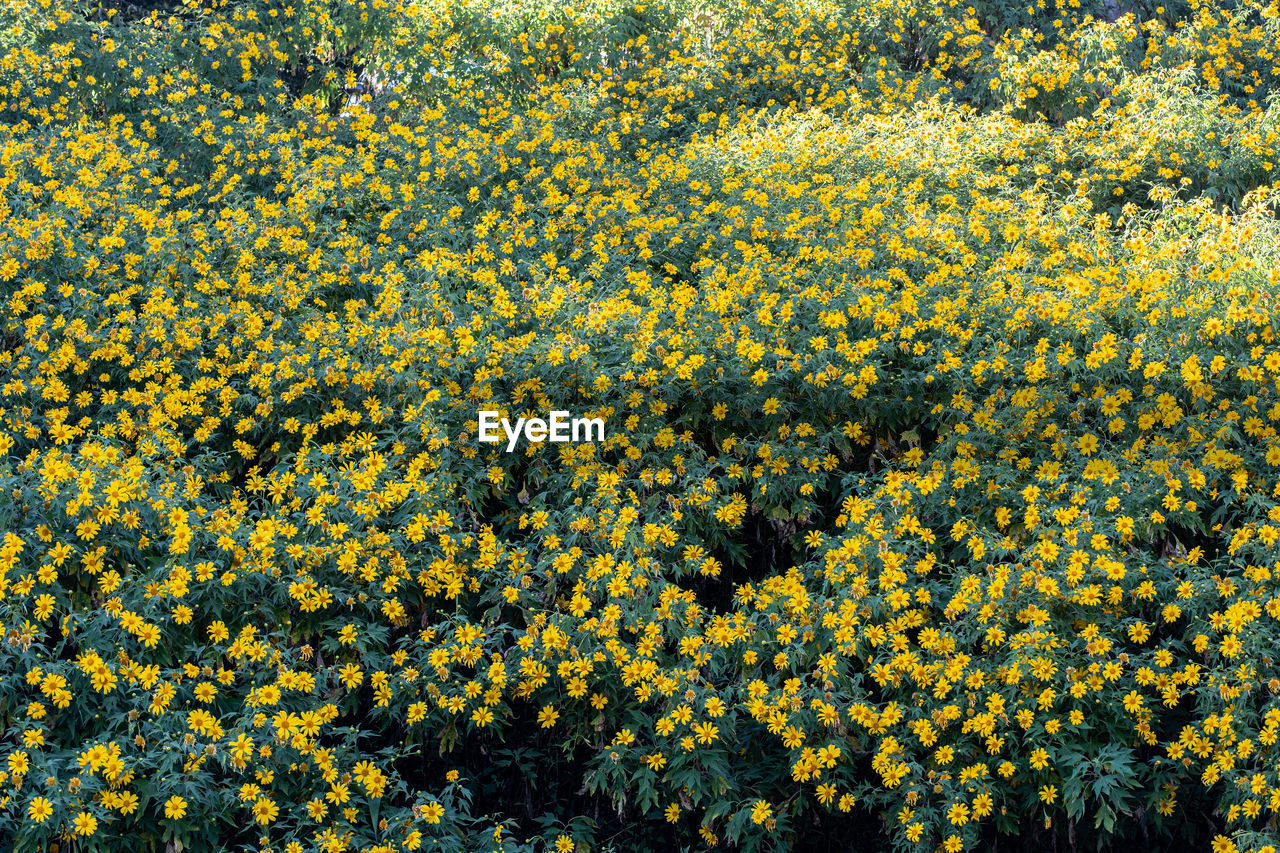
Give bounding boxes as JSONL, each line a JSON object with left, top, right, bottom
{"left": 2, "top": 0, "right": 1280, "bottom": 851}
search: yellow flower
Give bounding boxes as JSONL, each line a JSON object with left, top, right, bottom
{"left": 164, "top": 795, "right": 188, "bottom": 820}
{"left": 1210, "top": 835, "right": 1238, "bottom": 853}
{"left": 252, "top": 797, "right": 279, "bottom": 825}
{"left": 28, "top": 796, "right": 53, "bottom": 823}
{"left": 72, "top": 810, "right": 98, "bottom": 836}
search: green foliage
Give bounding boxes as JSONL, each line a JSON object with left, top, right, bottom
{"left": 1, "top": 0, "right": 1280, "bottom": 852}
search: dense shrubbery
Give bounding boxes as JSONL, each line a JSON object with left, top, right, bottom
{"left": 2, "top": 0, "right": 1280, "bottom": 851}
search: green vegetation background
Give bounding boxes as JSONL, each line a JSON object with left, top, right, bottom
{"left": 1, "top": 0, "right": 1280, "bottom": 851}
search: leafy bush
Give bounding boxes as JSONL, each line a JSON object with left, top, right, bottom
{"left": 2, "top": 0, "right": 1280, "bottom": 852}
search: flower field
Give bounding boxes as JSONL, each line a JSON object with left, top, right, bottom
{"left": 2, "top": 0, "right": 1280, "bottom": 850}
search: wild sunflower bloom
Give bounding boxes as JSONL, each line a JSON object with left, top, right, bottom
{"left": 163, "top": 796, "right": 188, "bottom": 820}
{"left": 72, "top": 810, "right": 98, "bottom": 835}
{"left": 28, "top": 796, "right": 53, "bottom": 822}
{"left": 251, "top": 797, "right": 279, "bottom": 825}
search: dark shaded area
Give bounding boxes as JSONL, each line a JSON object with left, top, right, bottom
{"left": 389, "top": 701, "right": 692, "bottom": 852}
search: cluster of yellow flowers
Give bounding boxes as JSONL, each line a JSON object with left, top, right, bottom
{"left": 1, "top": 0, "right": 1280, "bottom": 850}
